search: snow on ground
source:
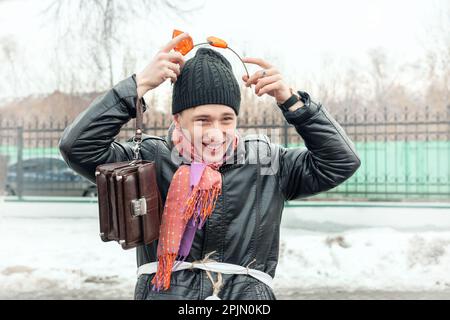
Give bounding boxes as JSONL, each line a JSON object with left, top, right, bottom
{"left": 277, "top": 227, "right": 450, "bottom": 291}
{"left": 0, "top": 202, "right": 137, "bottom": 299}
{"left": 1, "top": 200, "right": 450, "bottom": 299}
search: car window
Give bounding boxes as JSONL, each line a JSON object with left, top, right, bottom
{"left": 51, "top": 158, "right": 69, "bottom": 171}
{"left": 22, "top": 159, "right": 42, "bottom": 171}
{"left": 8, "top": 157, "right": 72, "bottom": 174}
{"left": 35, "top": 158, "right": 63, "bottom": 172}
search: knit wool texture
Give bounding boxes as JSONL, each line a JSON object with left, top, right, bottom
{"left": 172, "top": 47, "right": 241, "bottom": 115}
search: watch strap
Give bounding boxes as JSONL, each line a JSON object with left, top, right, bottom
{"left": 277, "top": 88, "right": 300, "bottom": 111}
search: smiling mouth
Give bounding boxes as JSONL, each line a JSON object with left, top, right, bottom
{"left": 202, "top": 141, "right": 225, "bottom": 150}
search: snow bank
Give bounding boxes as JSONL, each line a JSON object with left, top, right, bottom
{"left": 1, "top": 201, "right": 450, "bottom": 299}
{"left": 276, "top": 227, "right": 450, "bottom": 292}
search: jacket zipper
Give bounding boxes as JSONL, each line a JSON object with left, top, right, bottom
{"left": 199, "top": 167, "right": 229, "bottom": 298}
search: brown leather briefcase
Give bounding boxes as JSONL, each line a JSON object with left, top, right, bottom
{"left": 94, "top": 97, "right": 163, "bottom": 250}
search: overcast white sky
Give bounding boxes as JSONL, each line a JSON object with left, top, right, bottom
{"left": 0, "top": 0, "right": 447, "bottom": 99}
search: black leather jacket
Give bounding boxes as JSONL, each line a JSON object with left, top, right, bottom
{"left": 59, "top": 75, "right": 361, "bottom": 300}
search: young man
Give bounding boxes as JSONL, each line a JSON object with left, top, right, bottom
{"left": 59, "top": 33, "right": 361, "bottom": 300}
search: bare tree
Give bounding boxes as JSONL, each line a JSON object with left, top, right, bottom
{"left": 43, "top": 0, "right": 204, "bottom": 90}
{"left": 421, "top": 1, "right": 450, "bottom": 112}
{"left": 0, "top": 36, "right": 19, "bottom": 97}
{"left": 366, "top": 47, "right": 414, "bottom": 113}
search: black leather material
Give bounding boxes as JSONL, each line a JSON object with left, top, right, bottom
{"left": 59, "top": 75, "right": 361, "bottom": 300}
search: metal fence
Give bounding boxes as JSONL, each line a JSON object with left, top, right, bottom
{"left": 1, "top": 105, "right": 449, "bottom": 201}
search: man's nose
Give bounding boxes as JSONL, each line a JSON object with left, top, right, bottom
{"left": 205, "top": 127, "right": 223, "bottom": 143}
{"left": 211, "top": 120, "right": 221, "bottom": 129}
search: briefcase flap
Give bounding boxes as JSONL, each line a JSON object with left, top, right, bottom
{"left": 115, "top": 161, "right": 162, "bottom": 249}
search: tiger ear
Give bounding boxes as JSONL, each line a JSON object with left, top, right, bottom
{"left": 173, "top": 29, "right": 194, "bottom": 55}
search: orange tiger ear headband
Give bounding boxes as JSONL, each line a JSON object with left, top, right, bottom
{"left": 172, "top": 29, "right": 250, "bottom": 80}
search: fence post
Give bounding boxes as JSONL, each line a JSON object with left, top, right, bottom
{"left": 16, "top": 126, "right": 24, "bottom": 200}
{"left": 447, "top": 105, "right": 450, "bottom": 199}
{"left": 283, "top": 120, "right": 289, "bottom": 148}
{"left": 447, "top": 104, "right": 450, "bottom": 124}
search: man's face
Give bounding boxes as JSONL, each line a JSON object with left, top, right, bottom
{"left": 173, "top": 104, "right": 238, "bottom": 163}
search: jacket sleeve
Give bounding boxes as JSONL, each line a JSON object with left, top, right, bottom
{"left": 277, "top": 92, "right": 361, "bottom": 200}
{"left": 58, "top": 74, "right": 149, "bottom": 184}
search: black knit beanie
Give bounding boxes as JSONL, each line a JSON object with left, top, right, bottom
{"left": 172, "top": 47, "right": 241, "bottom": 115}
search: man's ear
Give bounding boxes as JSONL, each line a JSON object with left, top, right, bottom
{"left": 173, "top": 112, "right": 181, "bottom": 128}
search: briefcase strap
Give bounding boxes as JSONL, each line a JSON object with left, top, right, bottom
{"left": 132, "top": 97, "right": 144, "bottom": 160}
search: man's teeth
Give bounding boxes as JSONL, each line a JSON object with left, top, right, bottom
{"left": 204, "top": 143, "right": 224, "bottom": 149}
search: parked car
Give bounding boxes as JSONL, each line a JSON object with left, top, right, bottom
{"left": 5, "top": 156, "right": 97, "bottom": 197}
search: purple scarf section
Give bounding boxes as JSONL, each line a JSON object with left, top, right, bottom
{"left": 174, "top": 162, "right": 207, "bottom": 267}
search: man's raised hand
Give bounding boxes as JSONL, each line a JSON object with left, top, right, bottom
{"left": 136, "top": 32, "right": 190, "bottom": 99}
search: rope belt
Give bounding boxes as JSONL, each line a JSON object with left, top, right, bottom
{"left": 137, "top": 251, "right": 273, "bottom": 300}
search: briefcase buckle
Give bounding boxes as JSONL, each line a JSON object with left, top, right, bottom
{"left": 131, "top": 197, "right": 147, "bottom": 217}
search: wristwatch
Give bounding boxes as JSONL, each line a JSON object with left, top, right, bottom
{"left": 277, "top": 88, "right": 309, "bottom": 112}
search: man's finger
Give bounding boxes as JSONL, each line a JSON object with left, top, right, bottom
{"left": 246, "top": 69, "right": 274, "bottom": 87}
{"left": 167, "top": 51, "right": 185, "bottom": 69}
{"left": 167, "top": 61, "right": 181, "bottom": 76}
{"left": 256, "top": 80, "right": 282, "bottom": 96}
{"left": 161, "top": 32, "right": 191, "bottom": 53}
{"left": 241, "top": 57, "right": 272, "bottom": 69}
{"left": 255, "top": 74, "right": 282, "bottom": 93}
